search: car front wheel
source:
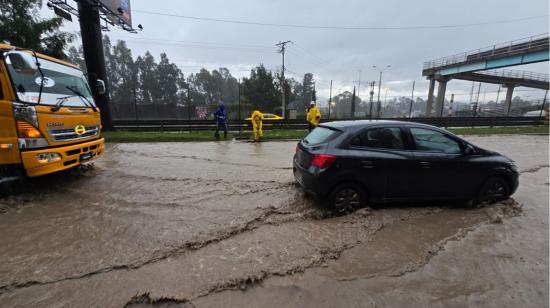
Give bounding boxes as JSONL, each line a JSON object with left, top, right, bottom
{"left": 329, "top": 183, "right": 366, "bottom": 214}
{"left": 477, "top": 176, "right": 510, "bottom": 204}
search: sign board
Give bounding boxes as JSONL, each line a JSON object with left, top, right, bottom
{"left": 99, "top": 0, "right": 132, "bottom": 27}
{"left": 195, "top": 106, "right": 208, "bottom": 119}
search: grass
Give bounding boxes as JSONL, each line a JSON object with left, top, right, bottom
{"left": 102, "top": 126, "right": 548, "bottom": 143}
{"left": 447, "top": 125, "right": 549, "bottom": 135}
{"left": 102, "top": 129, "right": 310, "bottom": 143}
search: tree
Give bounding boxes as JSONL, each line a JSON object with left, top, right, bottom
{"left": 242, "top": 65, "right": 280, "bottom": 112}
{"left": 135, "top": 52, "right": 158, "bottom": 104}
{"left": 0, "top": 0, "right": 74, "bottom": 59}
{"left": 156, "top": 53, "right": 183, "bottom": 105}
{"left": 110, "top": 40, "right": 136, "bottom": 105}
{"left": 66, "top": 45, "right": 86, "bottom": 72}
{"left": 300, "top": 73, "right": 315, "bottom": 110}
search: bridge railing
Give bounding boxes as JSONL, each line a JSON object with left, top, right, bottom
{"left": 112, "top": 116, "right": 546, "bottom": 132}
{"left": 477, "top": 69, "right": 549, "bottom": 82}
{"left": 423, "top": 33, "right": 549, "bottom": 70}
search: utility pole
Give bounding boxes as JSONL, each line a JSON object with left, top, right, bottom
{"left": 357, "top": 70, "right": 361, "bottom": 102}
{"left": 383, "top": 88, "right": 389, "bottom": 117}
{"left": 408, "top": 81, "right": 415, "bottom": 118}
{"left": 539, "top": 90, "right": 548, "bottom": 117}
{"left": 187, "top": 77, "right": 191, "bottom": 121}
{"left": 369, "top": 81, "right": 375, "bottom": 120}
{"left": 78, "top": 0, "right": 113, "bottom": 130}
{"left": 351, "top": 86, "right": 356, "bottom": 118}
{"left": 473, "top": 82, "right": 481, "bottom": 118}
{"left": 328, "top": 80, "right": 332, "bottom": 120}
{"left": 448, "top": 94, "right": 454, "bottom": 117}
{"left": 373, "top": 65, "right": 390, "bottom": 118}
{"left": 276, "top": 40, "right": 292, "bottom": 118}
{"left": 238, "top": 79, "right": 242, "bottom": 134}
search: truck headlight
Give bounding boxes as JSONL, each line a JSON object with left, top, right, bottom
{"left": 13, "top": 103, "right": 38, "bottom": 127}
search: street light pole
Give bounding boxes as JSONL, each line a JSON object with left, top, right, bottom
{"left": 328, "top": 80, "right": 332, "bottom": 120}
{"left": 373, "top": 65, "right": 390, "bottom": 118}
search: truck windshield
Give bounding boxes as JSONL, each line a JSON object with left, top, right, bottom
{"left": 5, "top": 54, "right": 95, "bottom": 108}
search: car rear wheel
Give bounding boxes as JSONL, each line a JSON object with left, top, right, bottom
{"left": 477, "top": 176, "right": 510, "bottom": 205}
{"left": 329, "top": 183, "right": 366, "bottom": 214}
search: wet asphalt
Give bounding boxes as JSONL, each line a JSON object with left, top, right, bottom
{"left": 0, "top": 135, "right": 547, "bottom": 308}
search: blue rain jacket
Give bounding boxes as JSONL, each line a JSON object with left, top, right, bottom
{"left": 214, "top": 105, "right": 227, "bottom": 127}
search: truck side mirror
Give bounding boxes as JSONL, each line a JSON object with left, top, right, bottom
{"left": 96, "top": 79, "right": 106, "bottom": 95}
{"left": 5, "top": 51, "right": 38, "bottom": 76}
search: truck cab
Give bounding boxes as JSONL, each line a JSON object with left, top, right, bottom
{"left": 0, "top": 44, "right": 105, "bottom": 182}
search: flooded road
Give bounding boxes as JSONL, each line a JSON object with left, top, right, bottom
{"left": 0, "top": 135, "right": 547, "bottom": 307}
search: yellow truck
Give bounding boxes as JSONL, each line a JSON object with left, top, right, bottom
{"left": 0, "top": 44, "right": 105, "bottom": 183}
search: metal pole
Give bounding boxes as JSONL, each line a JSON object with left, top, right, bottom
{"left": 369, "top": 81, "right": 375, "bottom": 120}
{"left": 539, "top": 90, "right": 548, "bottom": 117}
{"left": 448, "top": 93, "right": 454, "bottom": 117}
{"left": 439, "top": 92, "right": 445, "bottom": 117}
{"left": 473, "top": 82, "right": 481, "bottom": 120}
{"left": 77, "top": 0, "right": 113, "bottom": 130}
{"left": 328, "top": 80, "right": 332, "bottom": 120}
{"left": 238, "top": 79, "right": 242, "bottom": 134}
{"left": 187, "top": 77, "right": 191, "bottom": 132}
{"left": 495, "top": 84, "right": 501, "bottom": 105}
{"left": 408, "top": 81, "right": 415, "bottom": 118}
{"left": 276, "top": 41, "right": 291, "bottom": 118}
{"left": 133, "top": 75, "right": 138, "bottom": 122}
{"left": 383, "top": 88, "right": 388, "bottom": 117}
{"left": 377, "top": 71, "right": 382, "bottom": 118}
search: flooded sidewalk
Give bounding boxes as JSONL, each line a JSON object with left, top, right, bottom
{"left": 0, "top": 135, "right": 547, "bottom": 307}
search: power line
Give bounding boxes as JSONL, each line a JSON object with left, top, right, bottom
{"left": 291, "top": 42, "right": 329, "bottom": 64}
{"left": 109, "top": 35, "right": 275, "bottom": 50}
{"left": 133, "top": 10, "right": 547, "bottom": 30}
{"left": 111, "top": 37, "right": 278, "bottom": 54}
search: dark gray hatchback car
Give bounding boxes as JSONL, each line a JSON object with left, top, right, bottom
{"left": 293, "top": 120, "right": 519, "bottom": 212}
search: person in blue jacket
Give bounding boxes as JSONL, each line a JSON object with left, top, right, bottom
{"left": 214, "top": 102, "right": 228, "bottom": 139}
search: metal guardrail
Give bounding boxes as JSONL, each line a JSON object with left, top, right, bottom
{"left": 423, "top": 33, "right": 549, "bottom": 70}
{"left": 112, "top": 116, "right": 546, "bottom": 131}
{"left": 477, "top": 69, "right": 549, "bottom": 82}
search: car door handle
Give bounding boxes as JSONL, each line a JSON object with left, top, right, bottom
{"left": 361, "top": 161, "right": 375, "bottom": 169}
{"left": 419, "top": 161, "right": 431, "bottom": 168}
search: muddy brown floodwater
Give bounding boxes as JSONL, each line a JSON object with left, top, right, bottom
{"left": 0, "top": 135, "right": 547, "bottom": 308}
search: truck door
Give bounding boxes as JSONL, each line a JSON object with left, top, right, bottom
{"left": 0, "top": 60, "right": 21, "bottom": 171}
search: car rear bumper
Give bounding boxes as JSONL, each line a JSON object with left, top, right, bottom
{"left": 293, "top": 158, "right": 327, "bottom": 198}
{"left": 21, "top": 138, "right": 105, "bottom": 177}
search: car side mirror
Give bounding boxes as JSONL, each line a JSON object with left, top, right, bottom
{"left": 463, "top": 144, "right": 475, "bottom": 155}
{"left": 96, "top": 79, "right": 106, "bottom": 95}
{"left": 5, "top": 51, "right": 38, "bottom": 76}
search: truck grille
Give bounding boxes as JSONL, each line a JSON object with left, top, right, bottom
{"left": 49, "top": 126, "right": 99, "bottom": 142}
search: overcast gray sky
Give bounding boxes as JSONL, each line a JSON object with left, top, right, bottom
{"left": 45, "top": 0, "right": 549, "bottom": 104}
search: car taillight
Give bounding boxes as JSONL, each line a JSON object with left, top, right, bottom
{"left": 17, "top": 121, "right": 43, "bottom": 138}
{"left": 311, "top": 154, "right": 337, "bottom": 169}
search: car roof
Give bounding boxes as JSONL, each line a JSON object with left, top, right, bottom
{"left": 320, "top": 119, "right": 443, "bottom": 132}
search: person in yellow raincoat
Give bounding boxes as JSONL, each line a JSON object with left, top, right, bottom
{"left": 306, "top": 101, "right": 321, "bottom": 131}
{"left": 251, "top": 110, "right": 263, "bottom": 142}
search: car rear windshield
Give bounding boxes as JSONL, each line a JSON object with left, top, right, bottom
{"left": 303, "top": 126, "right": 340, "bottom": 145}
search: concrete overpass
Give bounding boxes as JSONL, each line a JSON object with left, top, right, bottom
{"left": 422, "top": 33, "right": 549, "bottom": 116}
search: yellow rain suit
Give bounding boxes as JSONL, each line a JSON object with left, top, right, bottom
{"left": 251, "top": 110, "right": 263, "bottom": 141}
{"left": 307, "top": 105, "right": 321, "bottom": 126}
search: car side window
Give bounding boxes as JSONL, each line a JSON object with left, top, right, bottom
{"left": 350, "top": 127, "right": 404, "bottom": 150}
{"left": 410, "top": 128, "right": 461, "bottom": 154}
